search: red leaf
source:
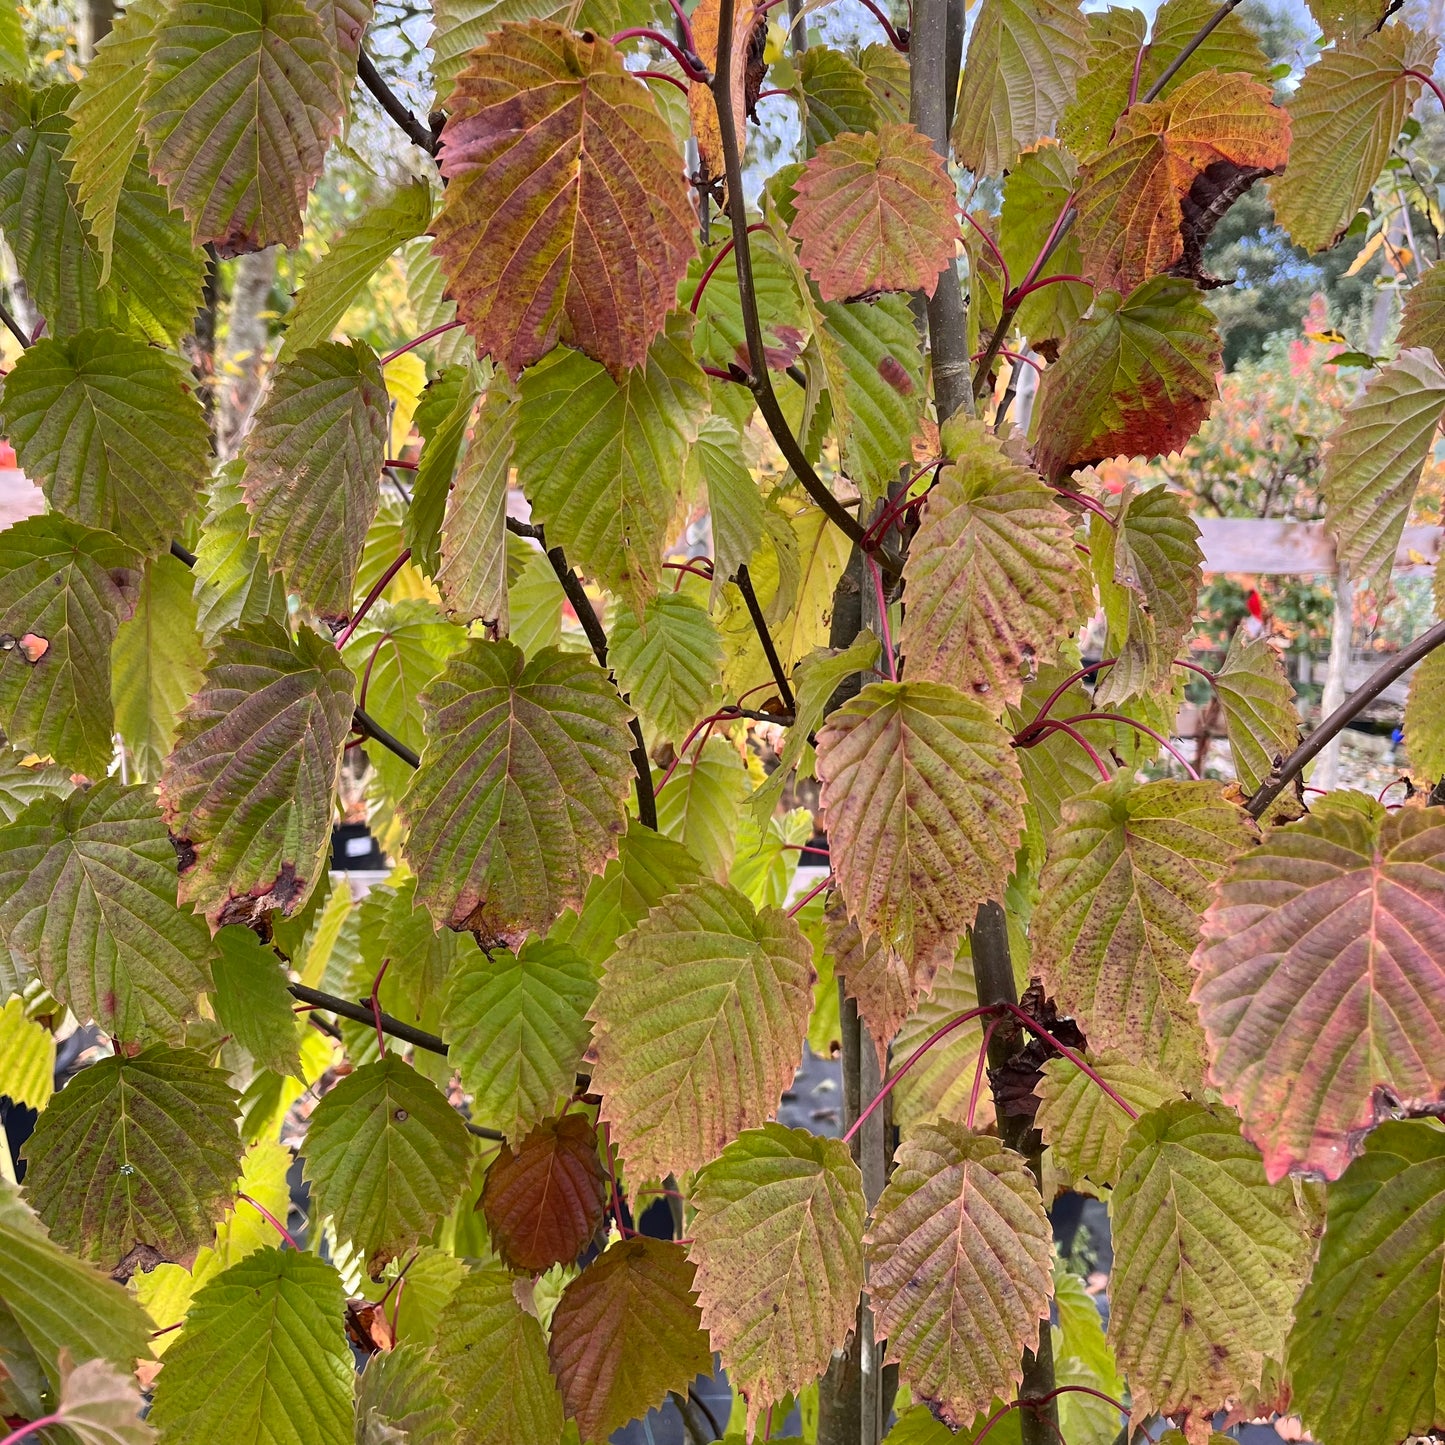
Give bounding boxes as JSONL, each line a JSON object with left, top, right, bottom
{"left": 481, "top": 1113, "right": 608, "bottom": 1273}
{"left": 791, "top": 122, "right": 959, "bottom": 302}
{"left": 434, "top": 22, "right": 698, "bottom": 378}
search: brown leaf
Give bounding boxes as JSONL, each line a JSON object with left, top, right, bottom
{"left": 689, "top": 0, "right": 768, "bottom": 190}
{"left": 481, "top": 1113, "right": 608, "bottom": 1274}
{"left": 434, "top": 22, "right": 697, "bottom": 377}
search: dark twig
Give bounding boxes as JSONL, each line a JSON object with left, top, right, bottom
{"left": 169, "top": 539, "right": 198, "bottom": 567}
{"left": 1141, "top": 0, "right": 1246, "bottom": 102}
{"left": 357, "top": 48, "right": 437, "bottom": 154}
{"left": 0, "top": 299, "right": 28, "bottom": 350}
{"left": 352, "top": 706, "right": 421, "bottom": 770}
{"left": 735, "top": 564, "right": 795, "bottom": 711}
{"left": 710, "top": 2, "right": 869, "bottom": 548}
{"left": 288, "top": 981, "right": 447, "bottom": 1056}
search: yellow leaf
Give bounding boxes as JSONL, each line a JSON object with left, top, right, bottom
{"left": 384, "top": 351, "right": 427, "bottom": 454}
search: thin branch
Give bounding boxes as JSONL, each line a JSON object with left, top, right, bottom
{"left": 357, "top": 47, "right": 436, "bottom": 154}
{"left": 289, "top": 981, "right": 444, "bottom": 1054}
{"left": 710, "top": 2, "right": 870, "bottom": 548}
{"left": 787, "top": 872, "right": 834, "bottom": 916}
{"left": 0, "top": 299, "right": 29, "bottom": 350}
{"left": 381, "top": 320, "right": 466, "bottom": 366}
{"left": 735, "top": 563, "right": 796, "bottom": 711}
{"left": 1141, "top": 0, "right": 1246, "bottom": 102}
{"left": 169, "top": 538, "right": 198, "bottom": 567}
{"left": 1248, "top": 615, "right": 1445, "bottom": 817}
{"left": 336, "top": 547, "right": 411, "bottom": 649}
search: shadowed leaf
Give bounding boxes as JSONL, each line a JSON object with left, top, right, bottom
{"left": 816, "top": 680, "right": 1025, "bottom": 969}
{"left": 159, "top": 621, "right": 356, "bottom": 929}
{"left": 0, "top": 779, "right": 214, "bottom": 1043}
{"left": 148, "top": 1247, "right": 352, "bottom": 1445}
{"left": 1193, "top": 793, "right": 1445, "bottom": 1182}
{"left": 22, "top": 1046, "right": 241, "bottom": 1276}
{"left": 866, "top": 1123, "right": 1053, "bottom": 1429}
{"left": 1032, "top": 775, "right": 1254, "bottom": 1082}
{"left": 588, "top": 880, "right": 814, "bottom": 1179}
{"left": 191, "top": 472, "right": 289, "bottom": 645}
{"left": 1108, "top": 1101, "right": 1317, "bottom": 1439}
{"left": 210, "top": 925, "right": 303, "bottom": 1078}
{"left": 687, "top": 416, "right": 767, "bottom": 598}
{"left": 653, "top": 735, "right": 750, "bottom": 882}
{"left": 1212, "top": 632, "right": 1299, "bottom": 795}
{"left": 689, "top": 1124, "right": 866, "bottom": 1435}
{"left": 611, "top": 591, "right": 722, "bottom": 748}
{"left": 791, "top": 122, "right": 957, "bottom": 302}
{"left": 303, "top": 1056, "right": 473, "bottom": 1275}
{"left": 240, "top": 340, "right": 389, "bottom": 622}
{"left": 46, "top": 1350, "right": 154, "bottom": 1445}
{"left": 1399, "top": 258, "right": 1445, "bottom": 363}
{"left": 1405, "top": 646, "right": 1445, "bottom": 782}
{"left": 356, "top": 1341, "right": 458, "bottom": 1445}
{"left": 889, "top": 962, "right": 993, "bottom": 1133}
{"left": 799, "top": 45, "right": 881, "bottom": 152}
{"left": 480, "top": 1113, "right": 606, "bottom": 1274}
{"left": 549, "top": 1237, "right": 711, "bottom": 1444}
{"left": 438, "top": 381, "right": 513, "bottom": 628}
{"left": 434, "top": 22, "right": 696, "bottom": 377}
{"left": 139, "top": 0, "right": 347, "bottom": 254}
{"left": 399, "top": 640, "right": 635, "bottom": 943}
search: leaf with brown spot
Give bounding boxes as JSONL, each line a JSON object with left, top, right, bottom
{"left": 434, "top": 22, "right": 697, "bottom": 377}
{"left": 549, "top": 1237, "right": 711, "bottom": 1443}
{"left": 1074, "top": 70, "right": 1289, "bottom": 298}
{"left": 481, "top": 1113, "right": 607, "bottom": 1275}
{"left": 866, "top": 1123, "right": 1054, "bottom": 1429}
{"left": 158, "top": 620, "right": 356, "bottom": 929}
{"left": 790, "top": 122, "right": 957, "bottom": 302}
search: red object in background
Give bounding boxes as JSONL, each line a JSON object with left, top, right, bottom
{"left": 0, "top": 441, "right": 15, "bottom": 467}
{"left": 1247, "top": 589, "right": 1265, "bottom": 622}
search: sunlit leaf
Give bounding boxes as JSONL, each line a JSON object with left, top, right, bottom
{"left": 1108, "top": 1101, "right": 1317, "bottom": 1438}
{"left": 159, "top": 621, "right": 357, "bottom": 929}
{"left": 0, "top": 997, "right": 53, "bottom": 1111}
{"left": 1212, "top": 631, "right": 1299, "bottom": 795}
{"left": 438, "top": 380, "right": 512, "bottom": 628}
{"left": 1193, "top": 793, "right": 1445, "bottom": 1182}
{"left": 210, "top": 925, "right": 303, "bottom": 1078}
{"left": 889, "top": 962, "right": 993, "bottom": 1133}
{"left": 611, "top": 591, "right": 722, "bottom": 749}
{"left": 41, "top": 1350, "right": 153, "bottom": 1445}
{"left": 816, "top": 680, "right": 1025, "bottom": 968}
{"left": 588, "top": 880, "right": 814, "bottom": 1179}
{"left": 997, "top": 143, "right": 1091, "bottom": 346}
{"left": 867, "top": 1123, "right": 1053, "bottom": 1429}
{"left": 681, "top": 230, "right": 808, "bottom": 375}
{"left": 400, "top": 640, "right": 635, "bottom": 942}
{"left": 653, "top": 735, "right": 750, "bottom": 882}
{"left": 21, "top": 1046, "right": 241, "bottom": 1276}
{"left": 0, "top": 778, "right": 213, "bottom": 1043}
{"left": 140, "top": 0, "right": 347, "bottom": 254}
{"left": 687, "top": 415, "right": 767, "bottom": 594}
{"left": 689, "top": 1124, "right": 865, "bottom": 1435}
{"left": 355, "top": 1341, "right": 458, "bottom": 1445}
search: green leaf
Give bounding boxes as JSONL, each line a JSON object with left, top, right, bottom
{"left": 652, "top": 735, "right": 748, "bottom": 883}
{"left": 549, "top": 819, "right": 704, "bottom": 969}
{"left": 0, "top": 514, "right": 141, "bottom": 776}
{"left": 0, "top": 329, "right": 210, "bottom": 556}
{"left": 191, "top": 471, "right": 289, "bottom": 645}
{"left": 0, "top": 748, "right": 73, "bottom": 823}
{"left": 611, "top": 591, "right": 722, "bottom": 749}
{"left": 1399, "top": 257, "right": 1445, "bottom": 363}
{"left": 798, "top": 46, "right": 883, "bottom": 152}
{"left": 0, "top": 996, "right": 53, "bottom": 1110}
{"left": 1193, "top": 793, "right": 1445, "bottom": 1181}
{"left": 686, "top": 415, "right": 766, "bottom": 594}
{"left": 1406, "top": 645, "right": 1445, "bottom": 781}
{"left": 1032, "top": 775, "right": 1254, "bottom": 1082}
{"left": 21, "top": 1045, "right": 242, "bottom": 1275}
{"left": 1321, "top": 347, "right": 1445, "bottom": 595}
{"left": 433, "top": 22, "right": 697, "bottom": 378}
{"left": 210, "top": 925, "right": 303, "bottom": 1078}
{"left": 951, "top": 0, "right": 1090, "bottom": 175}
{"left": 340, "top": 599, "right": 465, "bottom": 812}
{"left": 1212, "top": 631, "right": 1299, "bottom": 795}
{"left": 826, "top": 900, "right": 936, "bottom": 1074}
{"left": 1288, "top": 1119, "right": 1445, "bottom": 1445}
{"left": 749, "top": 631, "right": 880, "bottom": 823}
{"left": 44, "top": 1350, "right": 154, "bottom": 1445}
{"left": 434, "top": 1263, "right": 566, "bottom": 1445}
{"left": 867, "top": 1124, "right": 1053, "bottom": 1429}
{"left": 681, "top": 229, "right": 809, "bottom": 374}
{"left": 816, "top": 680, "right": 1025, "bottom": 969}
{"left": 1271, "top": 27, "right": 1438, "bottom": 253}
{"left": 689, "top": 1125, "right": 866, "bottom": 1436}
{"left": 1035, "top": 1050, "right": 1177, "bottom": 1193}
{"left": 1052, "top": 1262, "right": 1124, "bottom": 1445}
{"left": 997, "top": 143, "right": 1091, "bottom": 346}
{"left": 0, "top": 778, "right": 214, "bottom": 1043}
{"left": 63, "top": 0, "right": 167, "bottom": 280}
{"left": 900, "top": 419, "right": 1079, "bottom": 710}
{"left": 438, "top": 380, "right": 511, "bottom": 626}
{"left": 356, "top": 1341, "right": 458, "bottom": 1445}
{"left": 514, "top": 314, "right": 708, "bottom": 615}
{"left": 730, "top": 807, "right": 812, "bottom": 911}
{"left": 148, "top": 1246, "right": 352, "bottom": 1445}
{"left": 112, "top": 553, "right": 207, "bottom": 783}
{"left": 1031, "top": 277, "right": 1220, "bottom": 480}
{"left": 507, "top": 537, "right": 565, "bottom": 658}
{"left": 159, "top": 621, "right": 357, "bottom": 929}
{"left": 442, "top": 936, "right": 597, "bottom": 1140}
{"left": 280, "top": 179, "right": 433, "bottom": 357}
{"left": 0, "top": 0, "right": 22, "bottom": 81}
{"left": 588, "top": 880, "right": 814, "bottom": 1180}
{"left": 408, "top": 365, "right": 480, "bottom": 583}
{"left": 303, "top": 1055, "right": 473, "bottom": 1275}
{"left": 549, "top": 1237, "right": 712, "bottom": 1444}
{"left": 1108, "top": 1101, "right": 1317, "bottom": 1437}
{"left": 790, "top": 122, "right": 958, "bottom": 303}
{"left": 0, "top": 83, "right": 206, "bottom": 345}
{"left": 888, "top": 961, "right": 991, "bottom": 1132}
{"left": 240, "top": 339, "right": 389, "bottom": 621}
{"left": 140, "top": 0, "right": 346, "bottom": 253}
{"left": 400, "top": 639, "right": 634, "bottom": 942}
{"left": 0, "top": 1179, "right": 153, "bottom": 1381}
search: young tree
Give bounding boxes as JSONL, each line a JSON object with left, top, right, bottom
{"left": 0, "top": 0, "right": 1444, "bottom": 1443}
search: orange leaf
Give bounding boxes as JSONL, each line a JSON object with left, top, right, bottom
{"left": 1073, "top": 70, "right": 1290, "bottom": 297}
{"left": 480, "top": 1113, "right": 608, "bottom": 1274}
{"left": 434, "top": 22, "right": 697, "bottom": 378}
{"left": 689, "top": 0, "right": 767, "bottom": 189}
{"left": 790, "top": 121, "right": 959, "bottom": 302}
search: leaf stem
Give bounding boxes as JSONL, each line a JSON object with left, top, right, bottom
{"left": 636, "top": 68, "right": 691, "bottom": 94}
{"left": 336, "top": 548, "right": 411, "bottom": 649}
{"left": 1051, "top": 485, "right": 1116, "bottom": 525}
{"left": 611, "top": 28, "right": 710, "bottom": 81}
{"left": 369, "top": 958, "right": 391, "bottom": 1055}
{"left": 787, "top": 872, "right": 834, "bottom": 917}
{"left": 0, "top": 300, "right": 28, "bottom": 350}
{"left": 1057, "top": 710, "right": 1199, "bottom": 779}
{"left": 857, "top": 0, "right": 909, "bottom": 49}
{"left": 975, "top": 1387, "right": 1129, "bottom": 1445}
{"left": 709, "top": 1, "right": 870, "bottom": 548}
{"left": 0, "top": 1413, "right": 61, "bottom": 1445}
{"left": 1013, "top": 659, "right": 1117, "bottom": 742}
{"left": 689, "top": 223, "right": 767, "bottom": 313}
{"left": 237, "top": 1192, "right": 301, "bottom": 1250}
{"left": 995, "top": 999, "right": 1139, "bottom": 1119}
{"left": 1404, "top": 68, "right": 1445, "bottom": 113}
{"left": 1005, "top": 272, "right": 1089, "bottom": 304}
{"left": 357, "top": 47, "right": 437, "bottom": 154}
{"left": 966, "top": 1016, "right": 1004, "bottom": 1129}
{"left": 1247, "top": 613, "right": 1445, "bottom": 817}
{"left": 1019, "top": 718, "right": 1113, "bottom": 782}
{"left": 961, "top": 212, "right": 1010, "bottom": 298}
{"left": 735, "top": 563, "right": 797, "bottom": 710}
{"left": 381, "top": 320, "right": 465, "bottom": 367}
{"left": 865, "top": 553, "right": 897, "bottom": 681}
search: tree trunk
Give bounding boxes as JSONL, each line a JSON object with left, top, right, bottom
{"left": 76, "top": 0, "right": 115, "bottom": 63}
